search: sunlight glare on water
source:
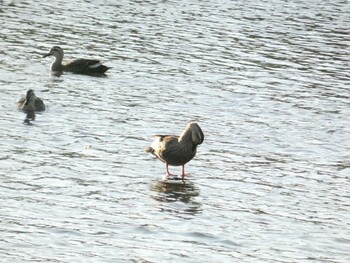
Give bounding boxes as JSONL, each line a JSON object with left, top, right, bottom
{"left": 0, "top": 0, "right": 349, "bottom": 262}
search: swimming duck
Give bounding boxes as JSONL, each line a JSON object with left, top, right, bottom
{"left": 43, "top": 46, "right": 110, "bottom": 75}
{"left": 145, "top": 122, "right": 204, "bottom": 179}
{"left": 17, "top": 89, "right": 45, "bottom": 111}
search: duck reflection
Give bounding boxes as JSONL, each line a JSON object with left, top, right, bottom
{"left": 23, "top": 110, "right": 36, "bottom": 125}
{"left": 51, "top": 70, "right": 63, "bottom": 78}
{"left": 150, "top": 179, "right": 202, "bottom": 216}
{"left": 50, "top": 70, "right": 108, "bottom": 78}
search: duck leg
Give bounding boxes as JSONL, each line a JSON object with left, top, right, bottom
{"left": 165, "top": 163, "right": 173, "bottom": 178}
{"left": 181, "top": 165, "right": 186, "bottom": 179}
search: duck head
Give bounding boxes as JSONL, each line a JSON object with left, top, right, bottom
{"left": 179, "top": 122, "right": 204, "bottom": 146}
{"left": 188, "top": 122, "right": 204, "bottom": 146}
{"left": 43, "top": 46, "right": 64, "bottom": 59}
{"left": 24, "top": 89, "right": 36, "bottom": 106}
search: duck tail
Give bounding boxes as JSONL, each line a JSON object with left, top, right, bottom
{"left": 100, "top": 65, "right": 110, "bottom": 73}
{"left": 145, "top": 147, "right": 154, "bottom": 154}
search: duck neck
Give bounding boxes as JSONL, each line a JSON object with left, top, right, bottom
{"left": 24, "top": 96, "right": 36, "bottom": 111}
{"left": 179, "top": 129, "right": 192, "bottom": 144}
{"left": 51, "top": 56, "right": 63, "bottom": 71}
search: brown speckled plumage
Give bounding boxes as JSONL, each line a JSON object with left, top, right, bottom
{"left": 43, "top": 46, "right": 110, "bottom": 75}
{"left": 145, "top": 122, "right": 204, "bottom": 179}
{"left": 17, "top": 89, "right": 45, "bottom": 112}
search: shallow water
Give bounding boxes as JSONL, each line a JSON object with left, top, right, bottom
{"left": 0, "top": 0, "right": 349, "bottom": 262}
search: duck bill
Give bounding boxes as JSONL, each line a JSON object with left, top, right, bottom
{"left": 42, "top": 52, "right": 52, "bottom": 58}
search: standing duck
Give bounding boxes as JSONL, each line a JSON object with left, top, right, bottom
{"left": 43, "top": 46, "right": 110, "bottom": 75}
{"left": 17, "top": 89, "right": 45, "bottom": 111}
{"left": 145, "top": 122, "right": 204, "bottom": 179}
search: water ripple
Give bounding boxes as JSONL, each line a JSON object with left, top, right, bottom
{"left": 1, "top": 0, "right": 349, "bottom": 262}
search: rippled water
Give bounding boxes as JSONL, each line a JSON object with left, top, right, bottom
{"left": 1, "top": 0, "right": 349, "bottom": 262}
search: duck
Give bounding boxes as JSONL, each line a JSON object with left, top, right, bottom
{"left": 17, "top": 89, "right": 45, "bottom": 111}
{"left": 42, "top": 46, "right": 110, "bottom": 75}
{"left": 145, "top": 122, "right": 204, "bottom": 179}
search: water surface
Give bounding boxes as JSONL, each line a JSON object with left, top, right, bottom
{"left": 0, "top": 0, "right": 349, "bottom": 262}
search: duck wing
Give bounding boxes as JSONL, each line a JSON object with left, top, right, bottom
{"left": 153, "top": 135, "right": 180, "bottom": 162}
{"left": 34, "top": 98, "right": 45, "bottom": 111}
{"left": 64, "top": 59, "right": 110, "bottom": 74}
{"left": 17, "top": 96, "right": 25, "bottom": 109}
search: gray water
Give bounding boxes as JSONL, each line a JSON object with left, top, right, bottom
{"left": 0, "top": 0, "right": 349, "bottom": 262}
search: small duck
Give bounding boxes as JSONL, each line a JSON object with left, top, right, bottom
{"left": 17, "top": 89, "right": 45, "bottom": 111}
{"left": 145, "top": 122, "right": 204, "bottom": 179}
{"left": 43, "top": 46, "right": 110, "bottom": 75}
